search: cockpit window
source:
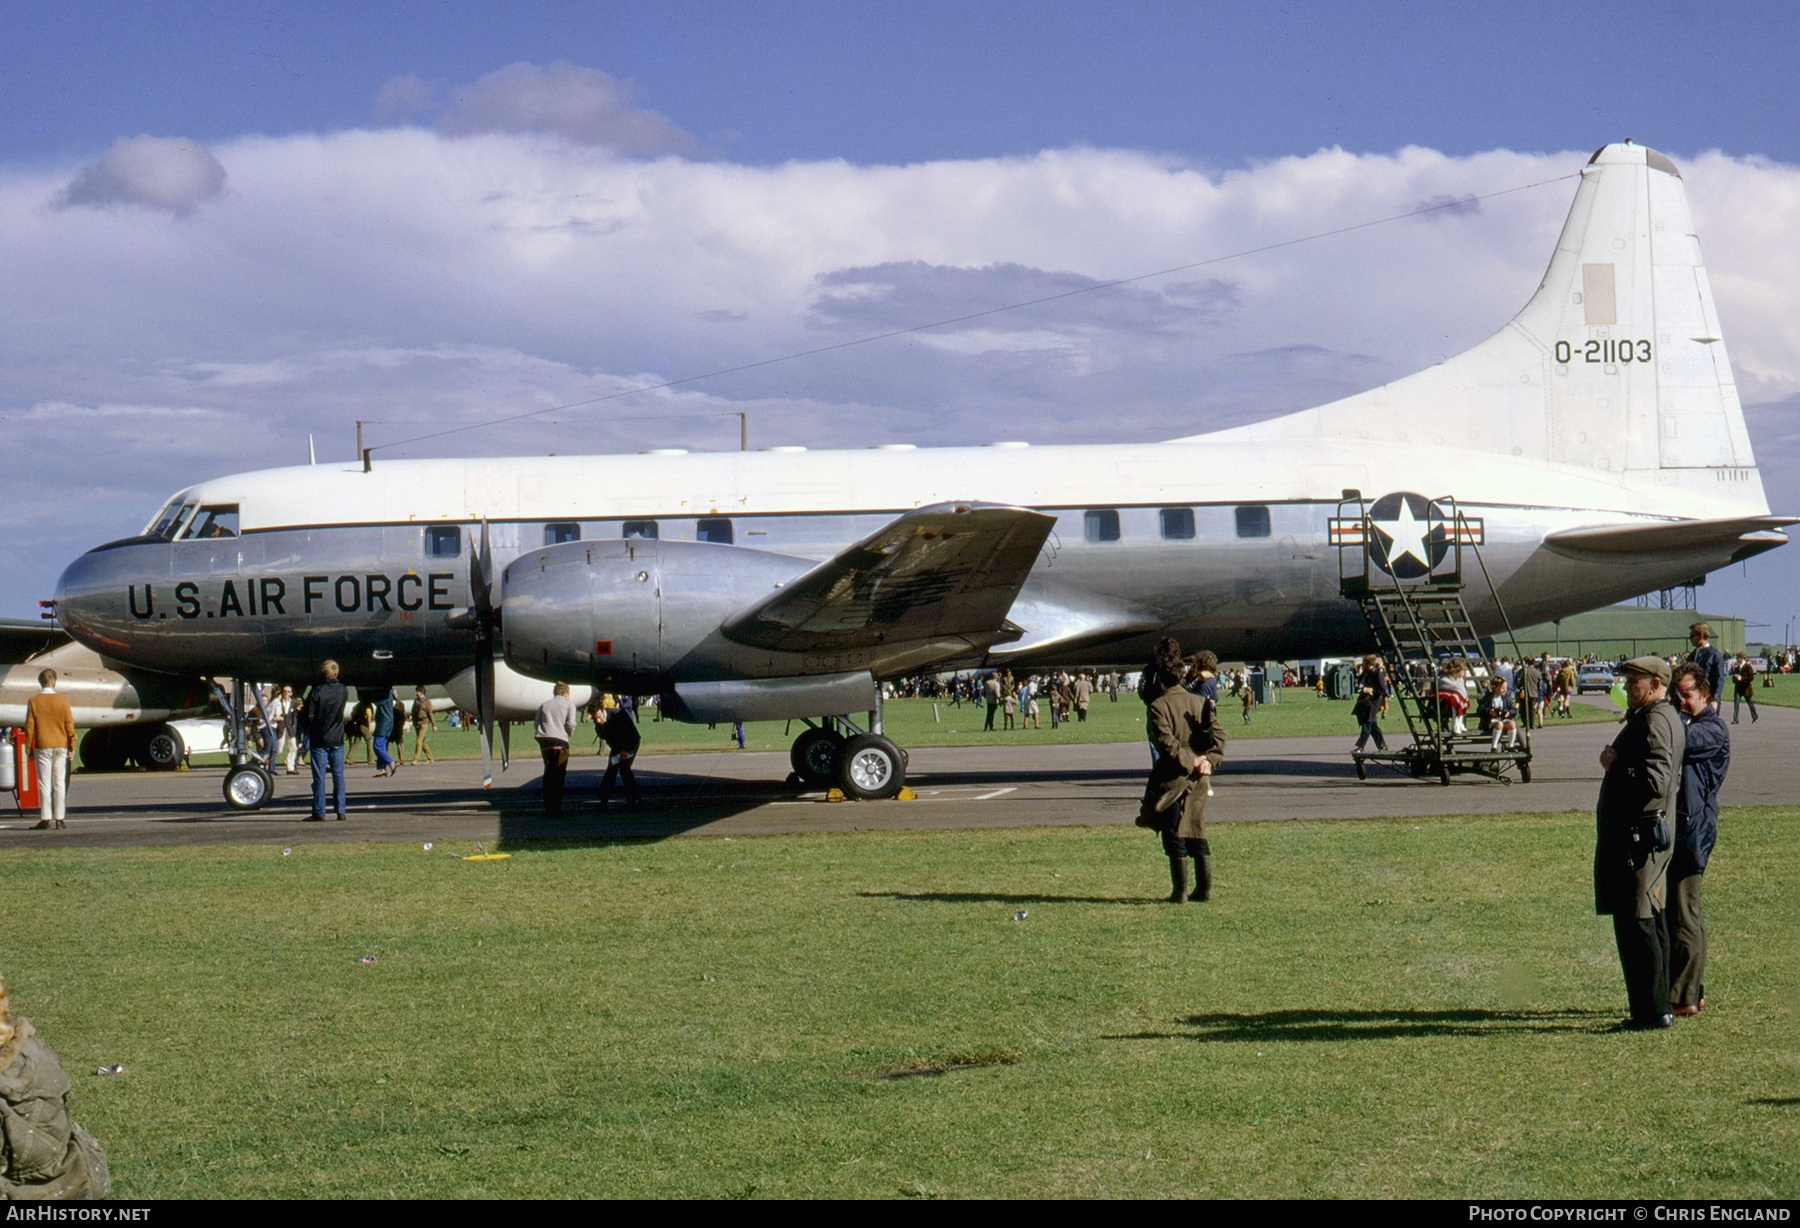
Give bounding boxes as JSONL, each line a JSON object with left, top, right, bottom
{"left": 187, "top": 506, "right": 239, "bottom": 539}
{"left": 146, "top": 501, "right": 198, "bottom": 541}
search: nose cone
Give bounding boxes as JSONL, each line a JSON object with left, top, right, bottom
{"left": 54, "top": 540, "right": 166, "bottom": 669}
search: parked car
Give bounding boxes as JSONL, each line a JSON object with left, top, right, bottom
{"left": 151, "top": 718, "right": 241, "bottom": 768}
{"left": 1576, "top": 663, "right": 1616, "bottom": 694}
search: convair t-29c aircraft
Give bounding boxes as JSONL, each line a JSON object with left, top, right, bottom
{"left": 52, "top": 143, "right": 1794, "bottom": 807}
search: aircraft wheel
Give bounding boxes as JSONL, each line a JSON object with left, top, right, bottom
{"left": 840, "top": 733, "right": 905, "bottom": 800}
{"left": 139, "top": 725, "right": 185, "bottom": 772}
{"left": 790, "top": 727, "right": 845, "bottom": 786}
{"left": 224, "top": 764, "right": 274, "bottom": 811}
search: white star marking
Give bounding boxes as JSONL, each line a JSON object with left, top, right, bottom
{"left": 1372, "top": 499, "right": 1432, "bottom": 571}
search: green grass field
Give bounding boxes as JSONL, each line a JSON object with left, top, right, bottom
{"left": 5, "top": 807, "right": 1794, "bottom": 1198}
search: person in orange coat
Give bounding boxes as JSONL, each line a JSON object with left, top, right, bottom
{"left": 23, "top": 669, "right": 75, "bottom": 830}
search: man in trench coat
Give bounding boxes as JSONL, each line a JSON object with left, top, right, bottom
{"left": 1594, "top": 656, "right": 1682, "bottom": 1031}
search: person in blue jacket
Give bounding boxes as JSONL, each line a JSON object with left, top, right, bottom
{"left": 1668, "top": 662, "right": 1729, "bottom": 1017}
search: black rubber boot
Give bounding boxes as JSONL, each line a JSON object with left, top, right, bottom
{"left": 1192, "top": 840, "right": 1213, "bottom": 902}
{"left": 1166, "top": 857, "right": 1188, "bottom": 904}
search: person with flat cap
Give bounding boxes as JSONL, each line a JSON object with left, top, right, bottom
{"left": 1594, "top": 655, "right": 1682, "bottom": 1031}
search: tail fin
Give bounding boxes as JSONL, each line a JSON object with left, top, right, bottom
{"left": 1185, "top": 142, "right": 1771, "bottom": 517}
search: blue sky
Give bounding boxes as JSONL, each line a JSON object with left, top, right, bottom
{"left": 4, "top": 1, "right": 1798, "bottom": 640}
{"left": 7, "top": 2, "right": 1798, "bottom": 167}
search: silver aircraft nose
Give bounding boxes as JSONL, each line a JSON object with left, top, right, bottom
{"left": 54, "top": 538, "right": 173, "bottom": 670}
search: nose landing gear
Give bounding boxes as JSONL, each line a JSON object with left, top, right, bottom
{"left": 215, "top": 678, "right": 277, "bottom": 811}
{"left": 224, "top": 762, "right": 275, "bottom": 811}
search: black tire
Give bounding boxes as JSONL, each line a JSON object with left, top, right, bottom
{"left": 1519, "top": 759, "right": 1532, "bottom": 784}
{"left": 224, "top": 764, "right": 274, "bottom": 811}
{"left": 790, "top": 727, "right": 845, "bottom": 786}
{"left": 1437, "top": 760, "right": 1452, "bottom": 787}
{"left": 1355, "top": 758, "right": 1367, "bottom": 781}
{"left": 138, "top": 725, "right": 185, "bottom": 772}
{"left": 79, "top": 727, "right": 130, "bottom": 772}
{"left": 839, "top": 733, "right": 906, "bottom": 800}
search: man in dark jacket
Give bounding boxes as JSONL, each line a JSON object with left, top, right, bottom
{"left": 299, "top": 659, "right": 349, "bottom": 821}
{"left": 597, "top": 704, "right": 642, "bottom": 808}
{"left": 1594, "top": 656, "right": 1682, "bottom": 1030}
{"left": 1669, "top": 662, "right": 1729, "bottom": 1016}
{"left": 1686, "top": 623, "right": 1726, "bottom": 715}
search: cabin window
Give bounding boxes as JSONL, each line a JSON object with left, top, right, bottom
{"left": 1160, "top": 508, "right": 1195, "bottom": 540}
{"left": 186, "top": 505, "right": 239, "bottom": 539}
{"left": 1235, "top": 506, "right": 1271, "bottom": 538}
{"left": 1083, "top": 509, "right": 1121, "bottom": 543}
{"left": 544, "top": 522, "right": 580, "bottom": 546}
{"left": 425, "top": 525, "right": 461, "bottom": 558}
{"left": 696, "top": 518, "right": 734, "bottom": 544}
{"left": 622, "top": 520, "right": 659, "bottom": 540}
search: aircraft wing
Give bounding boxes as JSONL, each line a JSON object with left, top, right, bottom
{"left": 1545, "top": 515, "right": 1798, "bottom": 561}
{"left": 0, "top": 616, "right": 68, "bottom": 665}
{"left": 721, "top": 502, "right": 1056, "bottom": 653}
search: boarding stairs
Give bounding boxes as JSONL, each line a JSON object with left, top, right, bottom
{"left": 1336, "top": 493, "right": 1532, "bottom": 786}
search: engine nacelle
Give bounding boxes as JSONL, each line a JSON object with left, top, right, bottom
{"left": 500, "top": 538, "right": 812, "bottom": 686}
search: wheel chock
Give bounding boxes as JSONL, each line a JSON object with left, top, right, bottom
{"left": 824, "top": 786, "right": 914, "bottom": 802}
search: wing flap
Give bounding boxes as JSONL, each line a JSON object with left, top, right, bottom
{"left": 721, "top": 502, "right": 1055, "bottom": 653}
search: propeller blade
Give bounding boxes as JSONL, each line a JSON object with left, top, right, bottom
{"left": 471, "top": 519, "right": 498, "bottom": 790}
{"left": 477, "top": 652, "right": 495, "bottom": 790}
{"left": 471, "top": 519, "right": 496, "bottom": 621}
{"left": 499, "top": 719, "right": 511, "bottom": 771}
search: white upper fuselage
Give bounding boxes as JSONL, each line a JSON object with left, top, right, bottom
{"left": 166, "top": 438, "right": 1761, "bottom": 534}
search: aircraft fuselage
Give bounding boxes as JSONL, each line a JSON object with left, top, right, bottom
{"left": 52, "top": 438, "right": 1766, "bottom": 695}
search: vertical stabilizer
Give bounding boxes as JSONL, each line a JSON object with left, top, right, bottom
{"left": 1184, "top": 143, "right": 1770, "bottom": 516}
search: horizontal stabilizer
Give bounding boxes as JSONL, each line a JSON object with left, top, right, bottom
{"left": 721, "top": 502, "right": 1056, "bottom": 653}
{"left": 1545, "top": 515, "right": 1797, "bottom": 559}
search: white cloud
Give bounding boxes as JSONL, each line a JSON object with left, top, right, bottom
{"left": 372, "top": 74, "right": 438, "bottom": 124}
{"left": 5, "top": 129, "right": 1800, "bottom": 620}
{"left": 55, "top": 135, "right": 227, "bottom": 217}
{"left": 382, "top": 61, "right": 694, "bottom": 154}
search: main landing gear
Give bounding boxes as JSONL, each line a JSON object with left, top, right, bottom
{"left": 786, "top": 710, "right": 908, "bottom": 801}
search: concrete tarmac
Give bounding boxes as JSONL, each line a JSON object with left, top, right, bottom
{"left": 4, "top": 697, "right": 1790, "bottom": 850}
